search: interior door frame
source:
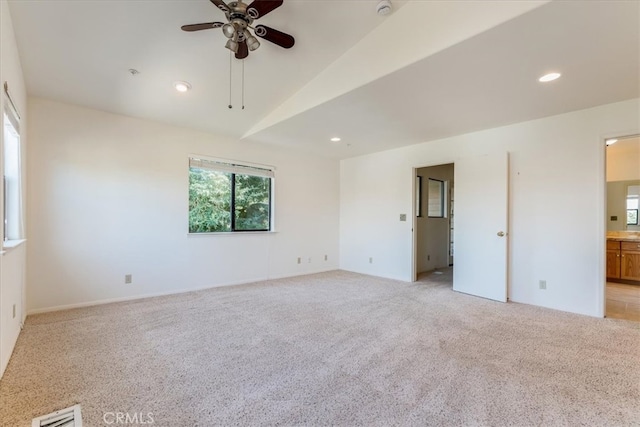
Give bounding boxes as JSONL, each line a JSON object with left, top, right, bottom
{"left": 411, "top": 160, "right": 456, "bottom": 282}
{"left": 412, "top": 152, "right": 510, "bottom": 304}
{"left": 601, "top": 132, "right": 640, "bottom": 318}
{"left": 601, "top": 135, "right": 609, "bottom": 318}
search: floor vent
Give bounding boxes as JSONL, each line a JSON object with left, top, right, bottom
{"left": 32, "top": 404, "right": 82, "bottom": 427}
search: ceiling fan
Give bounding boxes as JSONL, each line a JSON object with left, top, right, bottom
{"left": 181, "top": 0, "right": 295, "bottom": 60}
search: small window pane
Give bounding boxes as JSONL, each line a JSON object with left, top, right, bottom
{"left": 428, "top": 179, "right": 444, "bottom": 218}
{"left": 189, "top": 168, "right": 232, "bottom": 233}
{"left": 234, "top": 174, "right": 271, "bottom": 231}
{"left": 628, "top": 209, "right": 639, "bottom": 225}
{"left": 416, "top": 176, "right": 422, "bottom": 217}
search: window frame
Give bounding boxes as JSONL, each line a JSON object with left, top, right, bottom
{"left": 416, "top": 176, "right": 422, "bottom": 217}
{"left": 3, "top": 101, "right": 22, "bottom": 242}
{"left": 188, "top": 156, "right": 275, "bottom": 234}
{"left": 427, "top": 178, "right": 445, "bottom": 218}
{"left": 230, "top": 173, "right": 272, "bottom": 232}
{"left": 626, "top": 189, "right": 639, "bottom": 226}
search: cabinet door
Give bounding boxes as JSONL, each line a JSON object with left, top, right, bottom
{"left": 606, "top": 249, "right": 621, "bottom": 278}
{"left": 621, "top": 250, "right": 640, "bottom": 281}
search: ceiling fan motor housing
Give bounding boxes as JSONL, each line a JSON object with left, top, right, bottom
{"left": 226, "top": 1, "right": 254, "bottom": 42}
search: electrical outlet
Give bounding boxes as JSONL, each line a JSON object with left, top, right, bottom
{"left": 297, "top": 257, "right": 301, "bottom": 264}
{"left": 399, "top": 214, "right": 407, "bottom": 221}
{"left": 125, "top": 274, "right": 132, "bottom": 284}
{"left": 369, "top": 257, "right": 373, "bottom": 264}
{"left": 324, "top": 255, "right": 328, "bottom": 261}
{"left": 539, "top": 280, "right": 546, "bottom": 290}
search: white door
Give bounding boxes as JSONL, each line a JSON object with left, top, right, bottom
{"left": 453, "top": 152, "right": 508, "bottom": 302}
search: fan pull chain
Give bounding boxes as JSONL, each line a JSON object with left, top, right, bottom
{"left": 228, "top": 50, "right": 233, "bottom": 109}
{"left": 242, "top": 59, "right": 245, "bottom": 110}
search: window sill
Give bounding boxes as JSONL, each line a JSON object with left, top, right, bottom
{"left": 187, "top": 231, "right": 277, "bottom": 236}
{"left": 2, "top": 238, "right": 26, "bottom": 254}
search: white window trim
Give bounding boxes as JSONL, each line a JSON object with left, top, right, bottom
{"left": 189, "top": 154, "right": 276, "bottom": 175}
{"left": 3, "top": 85, "right": 25, "bottom": 243}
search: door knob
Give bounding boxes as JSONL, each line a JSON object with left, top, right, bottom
{"left": 497, "top": 231, "right": 505, "bottom": 237}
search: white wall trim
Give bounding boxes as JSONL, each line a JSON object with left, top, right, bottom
{"left": 26, "top": 268, "right": 338, "bottom": 315}
{"left": 339, "top": 268, "right": 409, "bottom": 283}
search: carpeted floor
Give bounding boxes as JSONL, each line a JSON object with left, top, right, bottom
{"left": 1, "top": 269, "right": 639, "bottom": 426}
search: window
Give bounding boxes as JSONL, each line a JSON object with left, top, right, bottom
{"left": 628, "top": 185, "right": 639, "bottom": 226}
{"left": 427, "top": 178, "right": 445, "bottom": 218}
{"left": 3, "top": 105, "right": 22, "bottom": 241}
{"left": 416, "top": 176, "right": 422, "bottom": 217}
{"left": 188, "top": 157, "right": 273, "bottom": 233}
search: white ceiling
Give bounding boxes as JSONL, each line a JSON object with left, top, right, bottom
{"left": 8, "top": 0, "right": 640, "bottom": 159}
{"left": 8, "top": 0, "right": 407, "bottom": 138}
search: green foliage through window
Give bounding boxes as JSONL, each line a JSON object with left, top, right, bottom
{"left": 189, "top": 159, "right": 272, "bottom": 233}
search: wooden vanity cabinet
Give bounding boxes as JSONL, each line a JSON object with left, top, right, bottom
{"left": 607, "top": 240, "right": 621, "bottom": 279}
{"left": 620, "top": 241, "right": 640, "bottom": 281}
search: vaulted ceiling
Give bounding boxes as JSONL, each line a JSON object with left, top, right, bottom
{"left": 8, "top": 0, "right": 640, "bottom": 159}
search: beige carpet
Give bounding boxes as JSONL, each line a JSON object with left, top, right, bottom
{"left": 1, "top": 269, "right": 639, "bottom": 426}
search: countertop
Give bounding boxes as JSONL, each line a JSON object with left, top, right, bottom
{"left": 607, "top": 231, "right": 640, "bottom": 242}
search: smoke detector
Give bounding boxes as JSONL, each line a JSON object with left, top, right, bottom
{"left": 376, "top": 0, "right": 393, "bottom": 16}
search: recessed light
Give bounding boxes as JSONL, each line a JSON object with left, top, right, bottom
{"left": 606, "top": 138, "right": 618, "bottom": 146}
{"left": 174, "top": 81, "right": 191, "bottom": 92}
{"left": 538, "top": 72, "right": 561, "bottom": 83}
{"left": 330, "top": 137, "right": 341, "bottom": 142}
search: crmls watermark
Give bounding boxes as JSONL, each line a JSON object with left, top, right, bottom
{"left": 103, "top": 412, "right": 154, "bottom": 425}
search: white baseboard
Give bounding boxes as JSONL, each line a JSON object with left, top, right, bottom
{"left": 338, "top": 267, "right": 409, "bottom": 283}
{"left": 27, "top": 267, "right": 338, "bottom": 315}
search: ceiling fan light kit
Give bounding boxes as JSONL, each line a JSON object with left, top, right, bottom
{"left": 222, "top": 23, "right": 235, "bottom": 38}
{"left": 182, "top": 0, "right": 295, "bottom": 60}
{"left": 225, "top": 38, "right": 239, "bottom": 53}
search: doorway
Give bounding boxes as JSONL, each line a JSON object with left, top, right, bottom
{"left": 412, "top": 152, "right": 510, "bottom": 302}
{"left": 414, "top": 163, "right": 454, "bottom": 284}
{"left": 604, "top": 134, "right": 640, "bottom": 321}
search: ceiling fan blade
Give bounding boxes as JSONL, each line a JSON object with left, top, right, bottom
{"left": 246, "top": 0, "right": 283, "bottom": 19}
{"left": 254, "top": 25, "right": 294, "bottom": 49}
{"left": 235, "top": 40, "right": 249, "bottom": 59}
{"left": 209, "top": 0, "right": 230, "bottom": 12}
{"left": 181, "top": 22, "right": 224, "bottom": 32}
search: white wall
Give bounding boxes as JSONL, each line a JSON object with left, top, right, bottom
{"left": 416, "top": 164, "right": 453, "bottom": 273}
{"left": 606, "top": 136, "right": 640, "bottom": 182}
{"left": 340, "top": 98, "right": 640, "bottom": 317}
{"left": 27, "top": 98, "right": 339, "bottom": 313}
{"left": 0, "top": 0, "right": 28, "bottom": 377}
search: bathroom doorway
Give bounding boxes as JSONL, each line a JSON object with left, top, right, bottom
{"left": 604, "top": 134, "right": 640, "bottom": 321}
{"left": 415, "top": 163, "right": 454, "bottom": 284}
